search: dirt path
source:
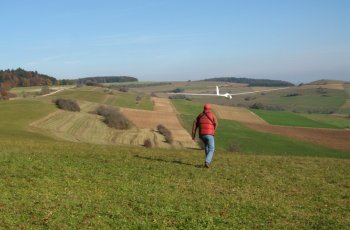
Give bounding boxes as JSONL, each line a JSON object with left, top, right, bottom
{"left": 213, "top": 104, "right": 350, "bottom": 152}
{"left": 121, "top": 97, "right": 198, "bottom": 149}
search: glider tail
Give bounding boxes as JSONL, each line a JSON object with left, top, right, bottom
{"left": 216, "top": 86, "right": 220, "bottom": 95}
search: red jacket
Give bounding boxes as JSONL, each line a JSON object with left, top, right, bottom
{"left": 193, "top": 110, "right": 217, "bottom": 136}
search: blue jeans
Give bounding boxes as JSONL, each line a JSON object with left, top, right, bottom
{"left": 200, "top": 135, "right": 215, "bottom": 164}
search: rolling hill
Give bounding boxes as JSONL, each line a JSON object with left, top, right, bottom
{"left": 0, "top": 81, "right": 349, "bottom": 228}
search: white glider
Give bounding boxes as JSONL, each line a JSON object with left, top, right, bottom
{"left": 168, "top": 86, "right": 290, "bottom": 99}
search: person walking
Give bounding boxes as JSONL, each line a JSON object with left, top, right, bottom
{"left": 192, "top": 103, "right": 218, "bottom": 168}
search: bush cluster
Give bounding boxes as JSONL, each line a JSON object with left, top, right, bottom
{"left": 172, "top": 88, "right": 184, "bottom": 93}
{"left": 96, "top": 106, "right": 131, "bottom": 129}
{"left": 143, "top": 139, "right": 153, "bottom": 148}
{"left": 0, "top": 89, "right": 16, "bottom": 100}
{"left": 85, "top": 82, "right": 104, "bottom": 87}
{"left": 244, "top": 96, "right": 256, "bottom": 101}
{"left": 118, "top": 87, "right": 129, "bottom": 92}
{"left": 53, "top": 98, "right": 80, "bottom": 112}
{"left": 316, "top": 87, "right": 328, "bottom": 95}
{"left": 39, "top": 86, "right": 54, "bottom": 95}
{"left": 168, "top": 95, "right": 187, "bottom": 100}
{"left": 157, "top": 124, "right": 173, "bottom": 144}
{"left": 249, "top": 103, "right": 284, "bottom": 111}
{"left": 284, "top": 93, "right": 301, "bottom": 97}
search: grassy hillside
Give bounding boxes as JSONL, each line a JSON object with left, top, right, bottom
{"left": 171, "top": 99, "right": 350, "bottom": 158}
{"left": 338, "top": 84, "right": 350, "bottom": 114}
{"left": 192, "top": 87, "right": 348, "bottom": 114}
{"left": 44, "top": 86, "right": 153, "bottom": 110}
{"left": 301, "top": 114, "right": 350, "bottom": 129}
{"left": 0, "top": 138, "right": 349, "bottom": 228}
{"left": 0, "top": 98, "right": 349, "bottom": 228}
{"left": 0, "top": 100, "right": 56, "bottom": 140}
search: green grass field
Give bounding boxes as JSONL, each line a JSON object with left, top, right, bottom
{"left": 0, "top": 138, "right": 349, "bottom": 228}
{"left": 250, "top": 109, "right": 348, "bottom": 129}
{"left": 1, "top": 95, "right": 350, "bottom": 228}
{"left": 172, "top": 99, "right": 350, "bottom": 158}
{"left": 192, "top": 87, "right": 348, "bottom": 114}
{"left": 338, "top": 84, "right": 350, "bottom": 114}
{"left": 302, "top": 114, "right": 350, "bottom": 129}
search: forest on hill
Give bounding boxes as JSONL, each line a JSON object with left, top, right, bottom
{"left": 77, "top": 76, "right": 138, "bottom": 84}
{"left": 203, "top": 77, "right": 294, "bottom": 87}
{"left": 0, "top": 68, "right": 58, "bottom": 89}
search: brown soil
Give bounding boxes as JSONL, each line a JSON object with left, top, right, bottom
{"left": 246, "top": 123, "right": 350, "bottom": 152}
{"left": 212, "top": 104, "right": 267, "bottom": 125}
{"left": 340, "top": 99, "right": 350, "bottom": 110}
{"left": 121, "top": 97, "right": 198, "bottom": 149}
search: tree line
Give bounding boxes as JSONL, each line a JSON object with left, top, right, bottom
{"left": 0, "top": 69, "right": 139, "bottom": 90}
{"left": 0, "top": 68, "right": 59, "bottom": 89}
{"left": 77, "top": 76, "right": 138, "bottom": 84}
{"left": 203, "top": 77, "right": 294, "bottom": 87}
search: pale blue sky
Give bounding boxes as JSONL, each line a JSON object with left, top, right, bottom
{"left": 0, "top": 0, "right": 349, "bottom": 82}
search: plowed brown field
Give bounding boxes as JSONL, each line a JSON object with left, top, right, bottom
{"left": 121, "top": 98, "right": 198, "bottom": 149}
{"left": 246, "top": 123, "right": 350, "bottom": 152}
{"left": 212, "top": 104, "right": 267, "bottom": 125}
{"left": 340, "top": 99, "right": 350, "bottom": 110}
{"left": 213, "top": 105, "right": 350, "bottom": 152}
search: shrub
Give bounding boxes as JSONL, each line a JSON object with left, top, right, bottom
{"left": 53, "top": 98, "right": 80, "bottom": 112}
{"left": 250, "top": 102, "right": 264, "bottom": 109}
{"left": 136, "top": 95, "right": 142, "bottom": 104}
{"left": 249, "top": 103, "right": 284, "bottom": 111}
{"left": 85, "top": 81, "right": 103, "bottom": 87}
{"left": 157, "top": 124, "right": 173, "bottom": 144}
{"left": 118, "top": 87, "right": 129, "bottom": 92}
{"left": 172, "top": 88, "right": 184, "bottom": 93}
{"left": 244, "top": 96, "right": 256, "bottom": 101}
{"left": 39, "top": 86, "right": 53, "bottom": 95}
{"left": 316, "top": 87, "right": 327, "bottom": 95}
{"left": 0, "top": 89, "right": 16, "bottom": 100}
{"left": 143, "top": 139, "right": 152, "bottom": 148}
{"left": 96, "top": 106, "right": 131, "bottom": 129}
{"left": 284, "top": 93, "right": 301, "bottom": 97}
{"left": 169, "top": 95, "right": 187, "bottom": 100}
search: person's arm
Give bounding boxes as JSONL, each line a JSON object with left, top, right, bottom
{"left": 192, "top": 119, "right": 198, "bottom": 140}
{"left": 213, "top": 115, "right": 218, "bottom": 130}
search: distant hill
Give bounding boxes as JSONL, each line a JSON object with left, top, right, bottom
{"left": 0, "top": 68, "right": 58, "bottom": 89}
{"left": 203, "top": 77, "right": 294, "bottom": 87}
{"left": 307, "top": 79, "right": 350, "bottom": 85}
{"left": 77, "top": 76, "right": 138, "bottom": 84}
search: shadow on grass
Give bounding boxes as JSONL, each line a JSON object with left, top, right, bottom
{"left": 134, "top": 155, "right": 203, "bottom": 168}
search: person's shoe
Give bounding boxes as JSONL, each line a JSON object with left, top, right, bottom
{"left": 204, "top": 162, "right": 210, "bottom": 168}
